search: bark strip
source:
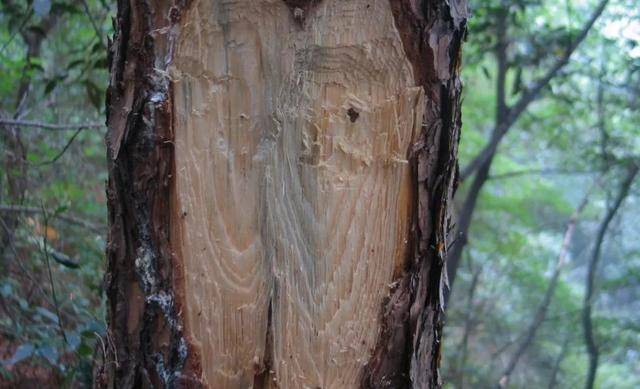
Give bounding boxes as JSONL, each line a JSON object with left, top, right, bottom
{"left": 99, "top": 1, "right": 202, "bottom": 387}
{"left": 361, "top": 2, "right": 467, "bottom": 388}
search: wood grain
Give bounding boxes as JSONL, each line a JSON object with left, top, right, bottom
{"left": 171, "top": 1, "right": 424, "bottom": 387}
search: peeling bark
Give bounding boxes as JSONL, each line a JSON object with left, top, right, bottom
{"left": 361, "top": 2, "right": 466, "bottom": 388}
{"left": 100, "top": 1, "right": 201, "bottom": 387}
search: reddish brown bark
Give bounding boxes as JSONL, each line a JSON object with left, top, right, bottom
{"left": 361, "top": 2, "right": 466, "bottom": 388}
{"left": 100, "top": 1, "right": 201, "bottom": 387}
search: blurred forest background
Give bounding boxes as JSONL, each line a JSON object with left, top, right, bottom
{"left": 0, "top": 0, "right": 638, "bottom": 388}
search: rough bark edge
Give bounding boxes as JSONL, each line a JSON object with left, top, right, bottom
{"left": 98, "top": 0, "right": 203, "bottom": 388}
{"left": 361, "top": 1, "right": 467, "bottom": 388}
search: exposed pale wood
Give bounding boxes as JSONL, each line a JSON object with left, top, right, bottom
{"left": 170, "top": 1, "right": 423, "bottom": 387}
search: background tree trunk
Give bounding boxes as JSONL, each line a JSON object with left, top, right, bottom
{"left": 582, "top": 164, "right": 638, "bottom": 389}
{"left": 100, "top": 1, "right": 466, "bottom": 388}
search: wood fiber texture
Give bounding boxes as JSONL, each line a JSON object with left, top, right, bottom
{"left": 171, "top": 1, "right": 422, "bottom": 387}
{"left": 102, "top": 0, "right": 466, "bottom": 388}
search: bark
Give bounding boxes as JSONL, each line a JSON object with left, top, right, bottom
{"left": 100, "top": 1, "right": 467, "bottom": 388}
{"left": 582, "top": 164, "right": 638, "bottom": 389}
{"left": 445, "top": 0, "right": 610, "bottom": 298}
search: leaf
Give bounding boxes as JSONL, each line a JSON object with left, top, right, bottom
{"left": 512, "top": 67, "right": 523, "bottom": 96}
{"left": 35, "top": 306, "right": 60, "bottom": 324}
{"left": 0, "top": 284, "right": 11, "bottom": 298}
{"left": 67, "top": 333, "right": 81, "bottom": 351}
{"left": 67, "top": 59, "right": 85, "bottom": 70}
{"left": 2, "top": 344, "right": 35, "bottom": 366}
{"left": 77, "top": 343, "right": 93, "bottom": 357}
{"left": 45, "top": 225, "right": 59, "bottom": 241}
{"left": 34, "top": 0, "right": 52, "bottom": 17}
{"left": 44, "top": 79, "right": 58, "bottom": 96}
{"left": 94, "top": 56, "right": 108, "bottom": 69}
{"left": 51, "top": 251, "right": 80, "bottom": 269}
{"left": 51, "top": 2, "right": 81, "bottom": 14}
{"left": 91, "top": 41, "right": 104, "bottom": 54}
{"left": 37, "top": 345, "right": 59, "bottom": 365}
{"left": 84, "top": 79, "right": 103, "bottom": 110}
{"left": 53, "top": 204, "right": 69, "bottom": 215}
{"left": 28, "top": 58, "right": 45, "bottom": 72}
{"left": 481, "top": 65, "right": 491, "bottom": 80}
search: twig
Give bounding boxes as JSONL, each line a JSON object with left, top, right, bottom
{"left": 0, "top": 205, "right": 104, "bottom": 234}
{"left": 41, "top": 207, "right": 68, "bottom": 346}
{"left": 36, "top": 127, "right": 84, "bottom": 166}
{"left": 0, "top": 6, "right": 33, "bottom": 56}
{"left": 81, "top": 0, "right": 107, "bottom": 50}
{"left": 489, "top": 168, "right": 593, "bottom": 180}
{"left": 0, "top": 216, "right": 52, "bottom": 302}
{"left": 0, "top": 119, "right": 104, "bottom": 131}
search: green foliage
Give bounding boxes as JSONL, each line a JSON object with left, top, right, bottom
{"left": 0, "top": 0, "right": 112, "bottom": 386}
{"left": 445, "top": 0, "right": 640, "bottom": 388}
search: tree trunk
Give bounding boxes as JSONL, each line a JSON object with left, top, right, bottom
{"left": 582, "top": 164, "right": 638, "bottom": 389}
{"left": 100, "top": 1, "right": 467, "bottom": 388}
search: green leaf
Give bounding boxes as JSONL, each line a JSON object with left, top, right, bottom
{"left": 91, "top": 41, "right": 104, "bottom": 54}
{"left": 84, "top": 79, "right": 103, "bottom": 110}
{"left": 77, "top": 343, "right": 93, "bottom": 357}
{"left": 2, "top": 344, "right": 35, "bottom": 366}
{"left": 44, "top": 78, "right": 57, "bottom": 95}
{"left": 35, "top": 306, "right": 60, "bottom": 324}
{"left": 37, "top": 345, "right": 59, "bottom": 365}
{"left": 28, "top": 57, "right": 45, "bottom": 72}
{"left": 94, "top": 56, "right": 108, "bottom": 69}
{"left": 67, "top": 59, "right": 85, "bottom": 70}
{"left": 51, "top": 2, "right": 81, "bottom": 14}
{"left": 67, "top": 333, "right": 81, "bottom": 351}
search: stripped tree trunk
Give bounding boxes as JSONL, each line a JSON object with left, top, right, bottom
{"left": 99, "top": 1, "right": 467, "bottom": 388}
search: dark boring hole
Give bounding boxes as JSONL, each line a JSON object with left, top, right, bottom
{"left": 347, "top": 107, "right": 359, "bottom": 123}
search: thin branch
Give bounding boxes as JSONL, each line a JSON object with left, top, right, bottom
{"left": 80, "top": 0, "right": 107, "bottom": 50}
{"left": 456, "top": 264, "right": 482, "bottom": 389}
{"left": 0, "top": 216, "right": 52, "bottom": 303}
{"left": 0, "top": 205, "right": 104, "bottom": 234}
{"left": 489, "top": 168, "right": 593, "bottom": 180}
{"left": 36, "top": 127, "right": 84, "bottom": 166}
{"left": 41, "top": 208, "right": 68, "bottom": 346}
{"left": 495, "top": 8, "right": 509, "bottom": 125}
{"left": 548, "top": 335, "right": 571, "bottom": 389}
{"left": 0, "top": 119, "right": 104, "bottom": 130}
{"left": 0, "top": 5, "right": 33, "bottom": 56}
